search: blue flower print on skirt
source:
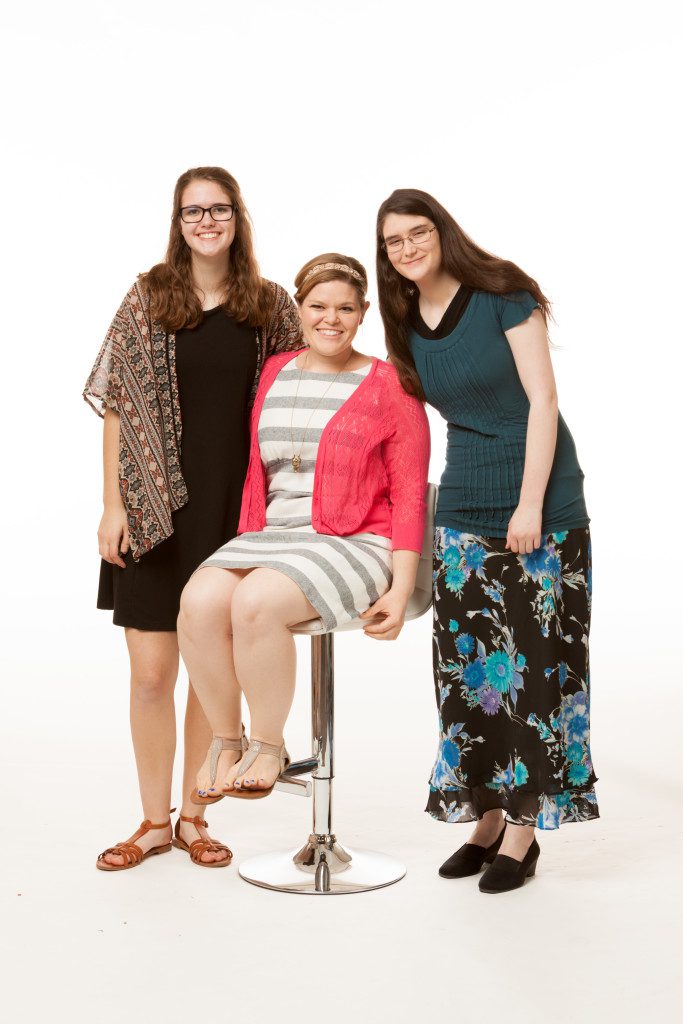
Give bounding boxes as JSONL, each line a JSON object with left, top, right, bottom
{"left": 427, "top": 527, "right": 598, "bottom": 830}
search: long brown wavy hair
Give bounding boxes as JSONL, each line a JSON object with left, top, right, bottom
{"left": 376, "top": 189, "right": 552, "bottom": 399}
{"left": 142, "top": 166, "right": 274, "bottom": 332}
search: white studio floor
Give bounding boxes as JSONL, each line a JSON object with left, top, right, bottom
{"left": 2, "top": 620, "right": 682, "bottom": 1024}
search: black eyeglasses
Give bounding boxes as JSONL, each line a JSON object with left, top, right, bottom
{"left": 179, "top": 203, "right": 236, "bottom": 223}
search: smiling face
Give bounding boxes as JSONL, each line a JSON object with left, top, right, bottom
{"left": 297, "top": 280, "right": 368, "bottom": 360}
{"left": 381, "top": 212, "right": 442, "bottom": 285}
{"left": 179, "top": 179, "right": 236, "bottom": 260}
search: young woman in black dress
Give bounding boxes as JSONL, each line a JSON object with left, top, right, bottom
{"left": 84, "top": 166, "right": 302, "bottom": 870}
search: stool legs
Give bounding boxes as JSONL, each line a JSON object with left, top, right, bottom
{"left": 238, "top": 633, "right": 406, "bottom": 894}
{"left": 291, "top": 634, "right": 353, "bottom": 889}
{"left": 312, "top": 632, "right": 333, "bottom": 836}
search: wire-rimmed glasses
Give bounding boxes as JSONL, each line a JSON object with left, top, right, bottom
{"left": 382, "top": 225, "right": 436, "bottom": 254}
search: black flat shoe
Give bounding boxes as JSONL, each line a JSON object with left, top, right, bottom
{"left": 478, "top": 838, "right": 540, "bottom": 893}
{"left": 438, "top": 824, "right": 506, "bottom": 878}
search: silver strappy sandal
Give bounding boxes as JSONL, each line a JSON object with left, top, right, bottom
{"left": 191, "top": 727, "right": 249, "bottom": 805}
{"left": 226, "top": 739, "right": 290, "bottom": 800}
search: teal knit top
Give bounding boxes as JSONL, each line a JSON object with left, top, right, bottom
{"left": 409, "top": 289, "right": 589, "bottom": 537}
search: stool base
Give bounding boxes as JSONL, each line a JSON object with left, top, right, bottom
{"left": 238, "top": 834, "right": 406, "bottom": 894}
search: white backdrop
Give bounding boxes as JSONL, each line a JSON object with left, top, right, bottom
{"left": 2, "top": 2, "right": 682, "bottom": 1022}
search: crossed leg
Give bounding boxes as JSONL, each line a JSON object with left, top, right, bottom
{"left": 178, "top": 566, "right": 317, "bottom": 794}
{"left": 177, "top": 567, "right": 246, "bottom": 795}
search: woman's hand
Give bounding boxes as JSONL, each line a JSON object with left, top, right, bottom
{"left": 359, "top": 588, "right": 409, "bottom": 641}
{"left": 506, "top": 503, "right": 542, "bottom": 554}
{"left": 98, "top": 503, "right": 130, "bottom": 568}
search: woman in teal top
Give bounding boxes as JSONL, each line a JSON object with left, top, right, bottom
{"left": 376, "top": 189, "right": 598, "bottom": 894}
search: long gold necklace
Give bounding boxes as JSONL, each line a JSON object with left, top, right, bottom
{"left": 289, "top": 351, "right": 354, "bottom": 472}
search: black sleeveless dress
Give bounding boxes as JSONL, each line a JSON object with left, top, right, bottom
{"left": 97, "top": 306, "right": 257, "bottom": 630}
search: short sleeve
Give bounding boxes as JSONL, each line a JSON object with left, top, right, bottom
{"left": 83, "top": 284, "right": 137, "bottom": 417}
{"left": 265, "top": 282, "right": 303, "bottom": 355}
{"left": 495, "top": 290, "right": 540, "bottom": 333}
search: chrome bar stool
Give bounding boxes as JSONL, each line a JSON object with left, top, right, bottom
{"left": 238, "top": 483, "right": 436, "bottom": 894}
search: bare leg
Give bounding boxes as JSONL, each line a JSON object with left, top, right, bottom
{"left": 177, "top": 683, "right": 232, "bottom": 863}
{"left": 100, "top": 627, "right": 233, "bottom": 867}
{"left": 468, "top": 809, "right": 505, "bottom": 847}
{"left": 101, "top": 629, "right": 178, "bottom": 866}
{"left": 181, "top": 683, "right": 213, "bottom": 810}
{"left": 466, "top": 812, "right": 535, "bottom": 860}
{"left": 177, "top": 567, "right": 247, "bottom": 795}
{"left": 228, "top": 568, "right": 317, "bottom": 791}
{"left": 499, "top": 821, "right": 536, "bottom": 860}
{"left": 127, "top": 629, "right": 177, "bottom": 820}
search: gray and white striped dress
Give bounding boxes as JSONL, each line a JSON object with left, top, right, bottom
{"left": 201, "top": 363, "right": 393, "bottom": 629}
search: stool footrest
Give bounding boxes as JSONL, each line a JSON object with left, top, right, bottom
{"left": 274, "top": 775, "right": 311, "bottom": 797}
{"left": 283, "top": 757, "right": 319, "bottom": 777}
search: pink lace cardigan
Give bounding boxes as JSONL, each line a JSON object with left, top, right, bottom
{"left": 238, "top": 351, "right": 430, "bottom": 552}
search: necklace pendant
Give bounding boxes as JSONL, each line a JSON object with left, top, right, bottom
{"left": 292, "top": 455, "right": 302, "bottom": 472}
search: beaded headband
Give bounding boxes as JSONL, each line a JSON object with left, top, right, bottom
{"left": 303, "top": 262, "right": 365, "bottom": 284}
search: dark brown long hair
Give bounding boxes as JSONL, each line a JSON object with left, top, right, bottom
{"left": 141, "top": 166, "right": 274, "bottom": 332}
{"left": 376, "top": 189, "right": 552, "bottom": 399}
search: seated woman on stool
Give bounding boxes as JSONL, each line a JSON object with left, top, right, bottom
{"left": 177, "top": 254, "right": 430, "bottom": 799}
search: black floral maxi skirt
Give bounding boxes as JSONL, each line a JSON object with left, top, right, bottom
{"left": 427, "top": 527, "right": 599, "bottom": 830}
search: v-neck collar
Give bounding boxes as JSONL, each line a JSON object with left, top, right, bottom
{"left": 409, "top": 290, "right": 479, "bottom": 351}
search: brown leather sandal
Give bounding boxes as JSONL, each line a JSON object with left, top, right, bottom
{"left": 191, "top": 727, "right": 249, "bottom": 806}
{"left": 227, "top": 739, "right": 290, "bottom": 800}
{"left": 172, "top": 814, "right": 233, "bottom": 868}
{"left": 96, "top": 810, "right": 174, "bottom": 872}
